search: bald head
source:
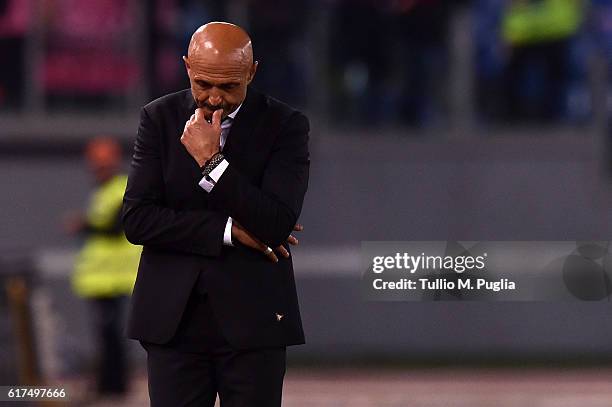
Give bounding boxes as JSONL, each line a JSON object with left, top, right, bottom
{"left": 183, "top": 22, "right": 258, "bottom": 120}
{"left": 188, "top": 22, "right": 254, "bottom": 70}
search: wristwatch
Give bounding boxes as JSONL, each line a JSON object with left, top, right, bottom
{"left": 200, "top": 152, "right": 225, "bottom": 177}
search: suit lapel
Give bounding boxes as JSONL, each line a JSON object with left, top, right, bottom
{"left": 178, "top": 91, "right": 204, "bottom": 181}
{"left": 222, "top": 88, "right": 267, "bottom": 161}
{"left": 183, "top": 90, "right": 197, "bottom": 124}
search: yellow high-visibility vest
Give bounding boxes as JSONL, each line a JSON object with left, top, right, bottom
{"left": 72, "top": 175, "right": 141, "bottom": 298}
{"left": 502, "top": 0, "right": 583, "bottom": 46}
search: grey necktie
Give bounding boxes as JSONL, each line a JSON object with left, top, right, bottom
{"left": 220, "top": 117, "right": 233, "bottom": 150}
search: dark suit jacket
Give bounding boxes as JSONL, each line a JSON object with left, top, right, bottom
{"left": 121, "top": 87, "right": 309, "bottom": 350}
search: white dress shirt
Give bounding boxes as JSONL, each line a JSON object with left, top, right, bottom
{"left": 198, "top": 104, "right": 242, "bottom": 246}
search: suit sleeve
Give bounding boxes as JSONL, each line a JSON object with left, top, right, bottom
{"left": 121, "top": 107, "right": 228, "bottom": 256}
{"left": 207, "top": 112, "right": 310, "bottom": 247}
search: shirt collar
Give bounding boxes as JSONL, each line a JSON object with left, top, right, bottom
{"left": 226, "top": 103, "right": 242, "bottom": 120}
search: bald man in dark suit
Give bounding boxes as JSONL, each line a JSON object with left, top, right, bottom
{"left": 122, "top": 22, "right": 309, "bottom": 406}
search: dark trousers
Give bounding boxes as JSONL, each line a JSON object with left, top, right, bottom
{"left": 141, "top": 291, "right": 286, "bottom": 407}
{"left": 90, "top": 296, "right": 129, "bottom": 395}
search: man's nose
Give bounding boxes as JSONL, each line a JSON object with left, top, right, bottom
{"left": 208, "top": 93, "right": 222, "bottom": 107}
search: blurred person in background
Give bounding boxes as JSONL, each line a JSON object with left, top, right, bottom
{"left": 41, "top": 0, "right": 139, "bottom": 109}
{"left": 590, "top": 0, "right": 612, "bottom": 171}
{"left": 147, "top": 0, "right": 227, "bottom": 99}
{"left": 247, "top": 0, "right": 311, "bottom": 108}
{"left": 0, "top": 0, "right": 29, "bottom": 109}
{"left": 591, "top": 0, "right": 612, "bottom": 115}
{"left": 328, "top": 0, "right": 392, "bottom": 126}
{"left": 501, "top": 0, "right": 584, "bottom": 122}
{"left": 327, "top": 0, "right": 457, "bottom": 127}
{"left": 63, "top": 137, "right": 140, "bottom": 400}
{"left": 474, "top": 0, "right": 507, "bottom": 121}
{"left": 388, "top": 0, "right": 454, "bottom": 127}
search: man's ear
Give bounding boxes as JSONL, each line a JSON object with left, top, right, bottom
{"left": 183, "top": 56, "right": 191, "bottom": 73}
{"left": 247, "top": 61, "right": 258, "bottom": 84}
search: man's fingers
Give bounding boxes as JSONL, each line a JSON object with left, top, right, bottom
{"left": 194, "top": 108, "right": 204, "bottom": 122}
{"left": 251, "top": 235, "right": 278, "bottom": 263}
{"left": 233, "top": 221, "right": 280, "bottom": 263}
{"left": 263, "top": 246, "right": 278, "bottom": 263}
{"left": 183, "top": 114, "right": 195, "bottom": 133}
{"left": 212, "top": 109, "right": 223, "bottom": 128}
{"left": 293, "top": 224, "right": 303, "bottom": 231}
{"left": 276, "top": 245, "right": 290, "bottom": 258}
{"left": 286, "top": 235, "right": 298, "bottom": 246}
{"left": 242, "top": 233, "right": 277, "bottom": 263}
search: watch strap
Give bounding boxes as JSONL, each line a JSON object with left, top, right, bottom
{"left": 201, "top": 152, "right": 224, "bottom": 177}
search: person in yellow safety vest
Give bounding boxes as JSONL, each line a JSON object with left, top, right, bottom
{"left": 502, "top": 0, "right": 583, "bottom": 47}
{"left": 63, "top": 137, "right": 140, "bottom": 399}
{"left": 500, "top": 0, "right": 584, "bottom": 121}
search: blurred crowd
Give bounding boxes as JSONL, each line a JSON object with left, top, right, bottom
{"left": 1, "top": 0, "right": 612, "bottom": 127}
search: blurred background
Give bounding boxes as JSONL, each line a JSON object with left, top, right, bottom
{"left": 3, "top": 0, "right": 612, "bottom": 405}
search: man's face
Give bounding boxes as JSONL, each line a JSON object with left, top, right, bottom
{"left": 184, "top": 54, "right": 257, "bottom": 121}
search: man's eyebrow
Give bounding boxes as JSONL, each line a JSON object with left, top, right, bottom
{"left": 195, "top": 79, "right": 212, "bottom": 86}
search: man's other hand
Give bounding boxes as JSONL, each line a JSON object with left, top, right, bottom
{"left": 274, "top": 224, "right": 302, "bottom": 259}
{"left": 231, "top": 222, "right": 304, "bottom": 263}
{"left": 180, "top": 108, "right": 223, "bottom": 167}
